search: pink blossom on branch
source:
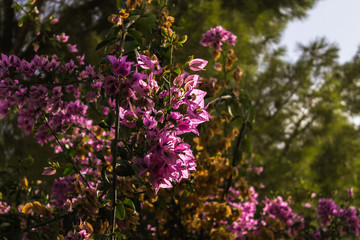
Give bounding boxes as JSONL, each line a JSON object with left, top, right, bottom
{"left": 200, "top": 25, "right": 237, "bottom": 51}
{"left": 189, "top": 58, "right": 208, "bottom": 71}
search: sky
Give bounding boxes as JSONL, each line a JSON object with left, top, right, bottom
{"left": 280, "top": 0, "right": 360, "bottom": 64}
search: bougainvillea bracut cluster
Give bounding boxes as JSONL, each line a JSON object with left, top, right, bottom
{"left": 1, "top": 1, "right": 360, "bottom": 239}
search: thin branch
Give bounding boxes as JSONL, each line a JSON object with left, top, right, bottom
{"left": 23, "top": 213, "right": 71, "bottom": 232}
{"left": 110, "top": 18, "right": 137, "bottom": 240}
{"left": 223, "top": 122, "right": 246, "bottom": 200}
{"left": 44, "top": 117, "right": 91, "bottom": 189}
{"left": 206, "top": 94, "right": 232, "bottom": 105}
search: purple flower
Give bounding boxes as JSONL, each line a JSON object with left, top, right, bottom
{"left": 67, "top": 44, "right": 78, "bottom": 53}
{"left": 136, "top": 55, "right": 163, "bottom": 74}
{"left": 55, "top": 32, "right": 69, "bottom": 43}
{"left": 317, "top": 198, "right": 341, "bottom": 226}
{"left": 189, "top": 58, "right": 208, "bottom": 71}
{"left": 108, "top": 55, "right": 133, "bottom": 77}
{"left": 200, "top": 25, "right": 237, "bottom": 51}
{"left": 0, "top": 201, "right": 10, "bottom": 214}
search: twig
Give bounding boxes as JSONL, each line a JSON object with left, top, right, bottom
{"left": 23, "top": 213, "right": 71, "bottom": 231}
{"left": 44, "top": 117, "right": 91, "bottom": 189}
{"left": 206, "top": 94, "right": 232, "bottom": 105}
{"left": 223, "top": 122, "right": 246, "bottom": 200}
{"left": 110, "top": 17, "right": 137, "bottom": 240}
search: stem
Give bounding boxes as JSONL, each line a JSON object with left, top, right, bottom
{"left": 168, "top": 43, "right": 173, "bottom": 106}
{"left": 23, "top": 213, "right": 71, "bottom": 232}
{"left": 221, "top": 51, "right": 228, "bottom": 86}
{"left": 223, "top": 122, "right": 246, "bottom": 200}
{"left": 111, "top": 94, "right": 120, "bottom": 240}
{"left": 206, "top": 94, "right": 232, "bottom": 105}
{"left": 110, "top": 18, "right": 136, "bottom": 240}
{"left": 44, "top": 117, "right": 91, "bottom": 189}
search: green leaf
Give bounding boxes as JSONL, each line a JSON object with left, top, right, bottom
{"left": 128, "top": 29, "right": 143, "bottom": 46}
{"left": 123, "top": 41, "right": 139, "bottom": 54}
{"left": 0, "top": 222, "right": 10, "bottom": 228}
{"left": 134, "top": 18, "right": 153, "bottom": 39}
{"left": 116, "top": 0, "right": 122, "bottom": 9}
{"left": 98, "top": 120, "right": 110, "bottom": 130}
{"left": 116, "top": 203, "right": 125, "bottom": 220}
{"left": 173, "top": 67, "right": 181, "bottom": 75}
{"left": 123, "top": 198, "right": 136, "bottom": 213}
{"left": 96, "top": 39, "right": 115, "bottom": 51}
{"left": 44, "top": 24, "right": 51, "bottom": 32}
{"left": 106, "top": 112, "right": 115, "bottom": 128}
{"left": 63, "top": 163, "right": 74, "bottom": 176}
{"left": 69, "top": 149, "right": 77, "bottom": 158}
{"left": 101, "top": 164, "right": 111, "bottom": 185}
{"left": 13, "top": 4, "right": 21, "bottom": 13}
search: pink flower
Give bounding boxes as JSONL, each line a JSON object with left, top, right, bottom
{"left": 136, "top": 55, "right": 163, "bottom": 74}
{"left": 50, "top": 18, "right": 59, "bottom": 24}
{"left": 108, "top": 55, "right": 132, "bottom": 77}
{"left": 42, "top": 167, "right": 56, "bottom": 175}
{"left": 200, "top": 25, "right": 237, "bottom": 51}
{"left": 56, "top": 33, "right": 69, "bottom": 43}
{"left": 67, "top": 44, "right": 78, "bottom": 52}
{"left": 189, "top": 58, "right": 208, "bottom": 71}
{"left": 304, "top": 203, "right": 312, "bottom": 208}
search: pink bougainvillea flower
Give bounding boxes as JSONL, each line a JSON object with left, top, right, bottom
{"left": 107, "top": 55, "right": 133, "bottom": 77}
{"left": 67, "top": 44, "right": 78, "bottom": 53}
{"left": 56, "top": 32, "right": 69, "bottom": 43}
{"left": 42, "top": 167, "right": 56, "bottom": 175}
{"left": 200, "top": 25, "right": 237, "bottom": 51}
{"left": 189, "top": 58, "right": 208, "bottom": 71}
{"left": 136, "top": 54, "right": 163, "bottom": 74}
{"left": 50, "top": 18, "right": 59, "bottom": 24}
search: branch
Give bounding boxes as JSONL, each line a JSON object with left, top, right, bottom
{"left": 110, "top": 18, "right": 137, "bottom": 240}
{"left": 206, "top": 94, "right": 232, "bottom": 105}
{"left": 44, "top": 117, "right": 91, "bottom": 189}
{"left": 223, "top": 122, "right": 246, "bottom": 200}
{"left": 23, "top": 213, "right": 71, "bottom": 232}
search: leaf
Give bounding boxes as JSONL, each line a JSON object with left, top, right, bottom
{"left": 96, "top": 150, "right": 106, "bottom": 162}
{"left": 106, "top": 112, "right": 115, "bottom": 128}
{"left": 123, "top": 41, "right": 139, "bottom": 54}
{"left": 0, "top": 222, "right": 10, "bottom": 228}
{"left": 63, "top": 163, "right": 74, "bottom": 176}
{"left": 116, "top": 160, "right": 135, "bottom": 176}
{"left": 68, "top": 149, "right": 77, "bottom": 158}
{"left": 134, "top": 18, "right": 153, "bottom": 39}
{"left": 13, "top": 4, "right": 21, "bottom": 13}
{"left": 128, "top": 28, "right": 143, "bottom": 46}
{"left": 98, "top": 120, "right": 110, "bottom": 130}
{"left": 96, "top": 39, "right": 115, "bottom": 51}
{"left": 116, "top": 203, "right": 125, "bottom": 220}
{"left": 173, "top": 67, "right": 181, "bottom": 75}
{"left": 116, "top": 0, "right": 122, "bottom": 9}
{"left": 123, "top": 198, "right": 136, "bottom": 213}
{"left": 101, "top": 164, "right": 111, "bottom": 185}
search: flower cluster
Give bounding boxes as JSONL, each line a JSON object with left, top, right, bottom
{"left": 200, "top": 25, "right": 237, "bottom": 51}
{"left": 317, "top": 198, "right": 360, "bottom": 237}
{"left": 51, "top": 176, "right": 78, "bottom": 210}
{"left": 317, "top": 198, "right": 341, "bottom": 226}
{"left": 105, "top": 54, "right": 211, "bottom": 193}
{"left": 0, "top": 201, "right": 10, "bottom": 214}
{"left": 227, "top": 186, "right": 259, "bottom": 239}
{"left": 262, "top": 196, "right": 304, "bottom": 234}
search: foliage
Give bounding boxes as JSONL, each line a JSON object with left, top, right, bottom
{"left": 1, "top": 0, "right": 360, "bottom": 240}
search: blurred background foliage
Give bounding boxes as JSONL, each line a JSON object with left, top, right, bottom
{"left": 1, "top": 0, "right": 360, "bottom": 210}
